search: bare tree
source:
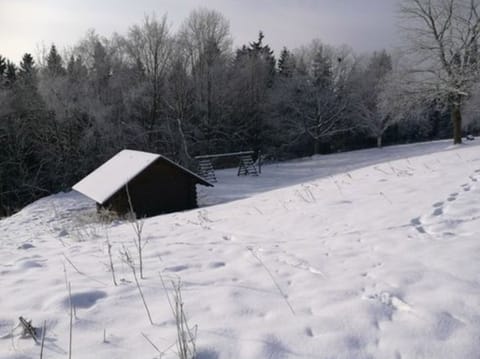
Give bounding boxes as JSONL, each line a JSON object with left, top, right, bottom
{"left": 354, "top": 51, "right": 396, "bottom": 147}
{"left": 163, "top": 50, "right": 195, "bottom": 165}
{"left": 178, "top": 8, "right": 232, "bottom": 73}
{"left": 125, "top": 14, "right": 172, "bottom": 132}
{"left": 178, "top": 8, "right": 232, "bottom": 152}
{"left": 463, "top": 81, "right": 480, "bottom": 129}
{"left": 399, "top": 0, "right": 480, "bottom": 144}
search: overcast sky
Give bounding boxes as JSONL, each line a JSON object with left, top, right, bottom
{"left": 0, "top": 0, "right": 400, "bottom": 64}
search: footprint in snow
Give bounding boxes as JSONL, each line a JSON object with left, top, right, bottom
{"left": 16, "top": 257, "right": 46, "bottom": 269}
{"left": 380, "top": 292, "right": 412, "bottom": 312}
{"left": 433, "top": 202, "right": 444, "bottom": 208}
{"left": 164, "top": 264, "right": 189, "bottom": 272}
{"left": 344, "top": 335, "right": 365, "bottom": 350}
{"left": 463, "top": 186, "right": 471, "bottom": 192}
{"left": 208, "top": 261, "right": 226, "bottom": 269}
{"left": 434, "top": 311, "right": 464, "bottom": 341}
{"left": 64, "top": 290, "right": 107, "bottom": 309}
{"left": 261, "top": 334, "right": 291, "bottom": 359}
{"left": 415, "top": 226, "right": 426, "bottom": 234}
{"left": 410, "top": 217, "right": 427, "bottom": 234}
{"left": 196, "top": 349, "right": 220, "bottom": 359}
{"left": 432, "top": 208, "right": 443, "bottom": 216}
{"left": 17, "top": 243, "right": 35, "bottom": 250}
{"left": 410, "top": 217, "right": 421, "bottom": 226}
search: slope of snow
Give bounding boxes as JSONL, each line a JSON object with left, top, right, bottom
{"left": 1, "top": 140, "right": 480, "bottom": 359}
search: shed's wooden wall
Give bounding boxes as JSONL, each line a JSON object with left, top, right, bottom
{"left": 103, "top": 158, "right": 198, "bottom": 217}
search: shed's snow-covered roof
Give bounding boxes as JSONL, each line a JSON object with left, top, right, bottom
{"left": 72, "top": 149, "right": 212, "bottom": 204}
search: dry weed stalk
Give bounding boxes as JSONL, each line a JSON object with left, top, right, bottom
{"left": 247, "top": 247, "right": 296, "bottom": 316}
{"left": 125, "top": 184, "right": 147, "bottom": 279}
{"left": 159, "top": 274, "right": 197, "bottom": 359}
{"left": 68, "top": 283, "right": 73, "bottom": 359}
{"left": 122, "top": 246, "right": 154, "bottom": 325}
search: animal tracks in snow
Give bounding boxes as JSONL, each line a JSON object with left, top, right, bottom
{"left": 361, "top": 288, "right": 414, "bottom": 327}
{"left": 270, "top": 246, "right": 326, "bottom": 278}
{"left": 447, "top": 193, "right": 458, "bottom": 202}
{"left": 432, "top": 207, "right": 443, "bottom": 216}
{"left": 410, "top": 170, "right": 480, "bottom": 238}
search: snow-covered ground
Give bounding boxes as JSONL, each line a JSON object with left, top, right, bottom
{"left": 1, "top": 140, "right": 480, "bottom": 359}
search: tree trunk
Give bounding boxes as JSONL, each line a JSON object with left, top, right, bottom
{"left": 376, "top": 135, "right": 383, "bottom": 148}
{"left": 314, "top": 137, "right": 320, "bottom": 155}
{"left": 452, "top": 105, "right": 462, "bottom": 144}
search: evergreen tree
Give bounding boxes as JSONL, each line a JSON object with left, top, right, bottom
{"left": 0, "top": 55, "right": 6, "bottom": 81}
{"left": 13, "top": 53, "right": 45, "bottom": 115}
{"left": 278, "top": 47, "right": 295, "bottom": 77}
{"left": 5, "top": 61, "right": 16, "bottom": 87}
{"left": 46, "top": 44, "right": 66, "bottom": 77}
{"left": 0, "top": 53, "right": 50, "bottom": 213}
{"left": 66, "top": 55, "right": 88, "bottom": 82}
{"left": 92, "top": 41, "right": 111, "bottom": 100}
{"left": 230, "top": 31, "right": 277, "bottom": 152}
{"left": 18, "top": 53, "right": 37, "bottom": 87}
{"left": 249, "top": 31, "right": 276, "bottom": 86}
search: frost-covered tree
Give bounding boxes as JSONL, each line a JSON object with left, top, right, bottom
{"left": 125, "top": 14, "right": 172, "bottom": 133}
{"left": 229, "top": 32, "right": 276, "bottom": 152}
{"left": 399, "top": 0, "right": 480, "bottom": 144}
{"left": 178, "top": 8, "right": 232, "bottom": 153}
{"left": 354, "top": 50, "right": 394, "bottom": 147}
{"left": 5, "top": 61, "right": 17, "bottom": 87}
{"left": 273, "top": 42, "right": 352, "bottom": 154}
{"left": 278, "top": 47, "right": 296, "bottom": 77}
{"left": 0, "top": 55, "right": 6, "bottom": 85}
{"left": 46, "top": 44, "right": 66, "bottom": 77}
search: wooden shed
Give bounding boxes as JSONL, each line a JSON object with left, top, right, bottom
{"left": 72, "top": 150, "right": 213, "bottom": 217}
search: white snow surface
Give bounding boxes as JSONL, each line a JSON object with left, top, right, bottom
{"left": 2, "top": 140, "right": 480, "bottom": 359}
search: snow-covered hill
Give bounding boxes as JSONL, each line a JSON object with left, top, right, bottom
{"left": 1, "top": 140, "right": 480, "bottom": 359}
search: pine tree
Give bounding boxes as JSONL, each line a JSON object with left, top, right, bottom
{"left": 66, "top": 55, "right": 87, "bottom": 82}
{"left": 18, "top": 53, "right": 37, "bottom": 87}
{"left": 5, "top": 61, "right": 16, "bottom": 87}
{"left": 92, "top": 41, "right": 111, "bottom": 101}
{"left": 278, "top": 47, "right": 295, "bottom": 78}
{"left": 2, "top": 53, "right": 49, "bottom": 212}
{"left": 0, "top": 55, "right": 6, "bottom": 79}
{"left": 230, "top": 31, "right": 277, "bottom": 152}
{"left": 0, "top": 55, "right": 7, "bottom": 88}
{"left": 14, "top": 53, "right": 45, "bottom": 114}
{"left": 46, "top": 44, "right": 66, "bottom": 77}
{"left": 248, "top": 31, "right": 276, "bottom": 87}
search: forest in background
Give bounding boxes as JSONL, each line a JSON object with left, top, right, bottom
{"left": 1, "top": 6, "right": 480, "bottom": 215}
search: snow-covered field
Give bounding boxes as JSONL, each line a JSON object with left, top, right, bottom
{"left": 1, "top": 140, "right": 480, "bottom": 359}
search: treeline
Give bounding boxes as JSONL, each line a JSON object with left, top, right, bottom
{"left": 0, "top": 9, "right": 477, "bottom": 214}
